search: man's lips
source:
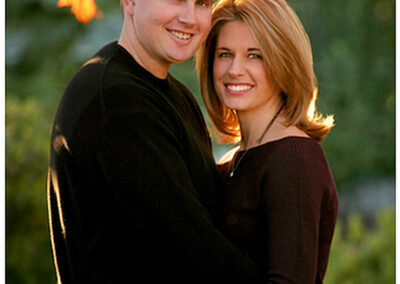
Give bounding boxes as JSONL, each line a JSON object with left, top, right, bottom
{"left": 168, "top": 29, "right": 193, "bottom": 40}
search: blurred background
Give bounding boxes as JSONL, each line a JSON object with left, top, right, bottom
{"left": 6, "top": 0, "right": 394, "bottom": 283}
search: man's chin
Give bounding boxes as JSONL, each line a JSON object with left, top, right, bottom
{"left": 169, "top": 56, "right": 193, "bottom": 64}
{"left": 167, "top": 50, "right": 197, "bottom": 64}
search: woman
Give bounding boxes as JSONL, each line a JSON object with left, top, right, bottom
{"left": 196, "top": 0, "right": 338, "bottom": 282}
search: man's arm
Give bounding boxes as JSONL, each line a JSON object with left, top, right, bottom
{"left": 97, "top": 90, "right": 259, "bottom": 282}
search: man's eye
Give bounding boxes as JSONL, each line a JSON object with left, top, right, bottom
{"left": 197, "top": 0, "right": 210, "bottom": 7}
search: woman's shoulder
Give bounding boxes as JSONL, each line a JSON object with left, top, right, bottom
{"left": 265, "top": 136, "right": 332, "bottom": 178}
{"left": 269, "top": 136, "right": 325, "bottom": 159}
{"left": 217, "top": 146, "right": 240, "bottom": 165}
{"left": 265, "top": 137, "right": 337, "bottom": 202}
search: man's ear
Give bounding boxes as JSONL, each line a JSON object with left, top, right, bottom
{"left": 122, "top": 0, "right": 135, "bottom": 16}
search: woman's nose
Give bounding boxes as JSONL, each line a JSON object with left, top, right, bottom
{"left": 228, "top": 57, "right": 245, "bottom": 77}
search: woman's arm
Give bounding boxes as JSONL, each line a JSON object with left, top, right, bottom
{"left": 261, "top": 140, "right": 337, "bottom": 283}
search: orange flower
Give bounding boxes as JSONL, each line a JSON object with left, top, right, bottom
{"left": 57, "top": 0, "right": 102, "bottom": 24}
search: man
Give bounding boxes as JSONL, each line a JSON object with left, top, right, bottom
{"left": 48, "top": 0, "right": 259, "bottom": 283}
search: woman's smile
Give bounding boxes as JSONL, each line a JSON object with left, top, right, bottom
{"left": 224, "top": 83, "right": 254, "bottom": 95}
{"left": 213, "top": 21, "right": 276, "bottom": 113}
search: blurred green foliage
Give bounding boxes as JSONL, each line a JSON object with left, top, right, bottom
{"left": 171, "top": 1, "right": 396, "bottom": 185}
{"left": 6, "top": 96, "right": 57, "bottom": 283}
{"left": 325, "top": 209, "right": 395, "bottom": 284}
{"left": 6, "top": 0, "right": 394, "bottom": 283}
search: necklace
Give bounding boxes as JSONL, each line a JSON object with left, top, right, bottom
{"left": 229, "top": 103, "right": 285, "bottom": 177}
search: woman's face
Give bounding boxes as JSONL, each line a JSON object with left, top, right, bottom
{"left": 213, "top": 21, "right": 277, "bottom": 114}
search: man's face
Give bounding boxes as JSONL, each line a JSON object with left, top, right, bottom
{"left": 132, "top": 0, "right": 212, "bottom": 69}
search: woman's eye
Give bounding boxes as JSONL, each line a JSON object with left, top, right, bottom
{"left": 218, "top": 52, "right": 233, "bottom": 58}
{"left": 249, "top": 54, "right": 262, "bottom": 59}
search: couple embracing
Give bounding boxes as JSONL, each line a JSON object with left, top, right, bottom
{"left": 48, "top": 0, "right": 338, "bottom": 283}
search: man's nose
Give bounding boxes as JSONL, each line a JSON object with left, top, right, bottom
{"left": 178, "top": 3, "right": 197, "bottom": 26}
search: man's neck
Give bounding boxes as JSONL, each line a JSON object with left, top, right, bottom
{"left": 118, "top": 27, "right": 170, "bottom": 79}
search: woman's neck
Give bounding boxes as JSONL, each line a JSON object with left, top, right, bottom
{"left": 238, "top": 102, "right": 284, "bottom": 150}
{"left": 238, "top": 103, "right": 310, "bottom": 150}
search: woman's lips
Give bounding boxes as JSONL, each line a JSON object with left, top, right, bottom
{"left": 224, "top": 83, "right": 254, "bottom": 95}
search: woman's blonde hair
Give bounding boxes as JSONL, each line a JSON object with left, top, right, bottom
{"left": 196, "top": 0, "right": 334, "bottom": 143}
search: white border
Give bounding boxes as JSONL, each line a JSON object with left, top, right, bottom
{"left": 1, "top": 1, "right": 5, "bottom": 283}
{"left": 396, "top": 1, "right": 399, "bottom": 283}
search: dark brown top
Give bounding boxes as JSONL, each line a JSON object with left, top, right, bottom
{"left": 48, "top": 42, "right": 259, "bottom": 283}
{"left": 218, "top": 136, "right": 338, "bottom": 283}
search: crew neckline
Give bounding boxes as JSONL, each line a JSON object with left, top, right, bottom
{"left": 237, "top": 136, "right": 313, "bottom": 154}
{"left": 114, "top": 41, "right": 170, "bottom": 87}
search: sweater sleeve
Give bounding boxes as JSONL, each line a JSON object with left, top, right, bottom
{"left": 260, "top": 142, "right": 335, "bottom": 283}
{"left": 96, "top": 86, "right": 260, "bottom": 282}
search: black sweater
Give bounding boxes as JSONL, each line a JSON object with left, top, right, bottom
{"left": 218, "top": 137, "right": 338, "bottom": 283}
{"left": 48, "top": 42, "right": 259, "bottom": 283}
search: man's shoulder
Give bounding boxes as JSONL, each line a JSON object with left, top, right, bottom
{"left": 167, "top": 74, "right": 190, "bottom": 92}
{"left": 56, "top": 42, "right": 137, "bottom": 117}
{"left": 63, "top": 42, "right": 120, "bottom": 89}
{"left": 66, "top": 42, "right": 161, "bottom": 105}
